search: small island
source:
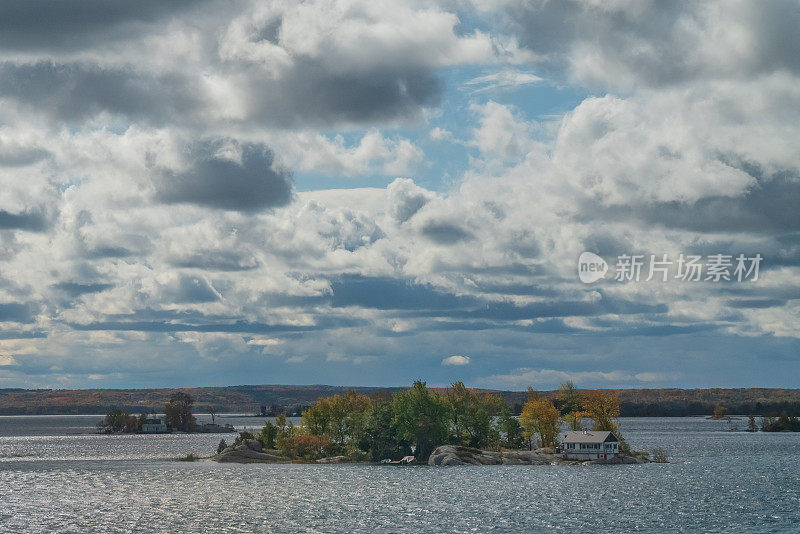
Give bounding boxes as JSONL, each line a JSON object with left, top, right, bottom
{"left": 203, "top": 380, "right": 663, "bottom": 466}
{"left": 97, "top": 392, "right": 234, "bottom": 434}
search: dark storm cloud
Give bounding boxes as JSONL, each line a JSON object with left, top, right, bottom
{"left": 0, "top": 62, "right": 200, "bottom": 125}
{"left": 0, "top": 60, "right": 443, "bottom": 129}
{"left": 67, "top": 315, "right": 364, "bottom": 334}
{"left": 250, "top": 62, "right": 443, "bottom": 127}
{"left": 156, "top": 140, "right": 293, "bottom": 212}
{"left": 0, "top": 330, "right": 46, "bottom": 340}
{"left": 0, "top": 0, "right": 207, "bottom": 51}
{"left": 412, "top": 296, "right": 666, "bottom": 321}
{"left": 0, "top": 303, "right": 36, "bottom": 323}
{"left": 330, "top": 276, "right": 480, "bottom": 310}
{"left": 727, "top": 298, "right": 788, "bottom": 309}
{"left": 473, "top": 282, "right": 559, "bottom": 297}
{"left": 51, "top": 282, "right": 114, "bottom": 297}
{"left": 0, "top": 144, "right": 49, "bottom": 167}
{"left": 0, "top": 209, "right": 47, "bottom": 231}
{"left": 582, "top": 171, "right": 800, "bottom": 234}
{"left": 420, "top": 318, "right": 581, "bottom": 334}
{"left": 421, "top": 221, "right": 474, "bottom": 244}
{"left": 504, "top": 0, "right": 800, "bottom": 87}
{"left": 329, "top": 276, "right": 664, "bottom": 322}
{"left": 85, "top": 246, "right": 135, "bottom": 259}
{"left": 643, "top": 172, "right": 800, "bottom": 233}
{"left": 168, "top": 251, "right": 259, "bottom": 272}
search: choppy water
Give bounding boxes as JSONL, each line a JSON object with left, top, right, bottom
{"left": 1, "top": 415, "right": 798, "bottom": 533}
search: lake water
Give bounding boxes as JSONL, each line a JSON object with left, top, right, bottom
{"left": 1, "top": 415, "right": 798, "bottom": 533}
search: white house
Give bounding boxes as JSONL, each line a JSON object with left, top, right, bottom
{"left": 561, "top": 430, "right": 619, "bottom": 460}
{"left": 140, "top": 417, "right": 168, "bottom": 433}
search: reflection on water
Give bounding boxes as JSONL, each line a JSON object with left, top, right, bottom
{"left": 1, "top": 416, "right": 799, "bottom": 533}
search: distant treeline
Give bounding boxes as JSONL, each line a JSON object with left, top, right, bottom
{"left": 1, "top": 385, "right": 799, "bottom": 417}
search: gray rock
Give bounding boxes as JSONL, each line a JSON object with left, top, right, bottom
{"left": 428, "top": 445, "right": 649, "bottom": 467}
{"left": 245, "top": 439, "right": 262, "bottom": 452}
{"left": 316, "top": 455, "right": 348, "bottom": 464}
{"left": 213, "top": 448, "right": 291, "bottom": 464}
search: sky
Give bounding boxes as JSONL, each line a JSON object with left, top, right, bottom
{"left": 0, "top": 0, "right": 799, "bottom": 390}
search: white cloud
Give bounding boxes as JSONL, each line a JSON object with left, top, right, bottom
{"left": 463, "top": 69, "right": 542, "bottom": 92}
{"left": 442, "top": 355, "right": 470, "bottom": 366}
{"left": 429, "top": 127, "right": 453, "bottom": 141}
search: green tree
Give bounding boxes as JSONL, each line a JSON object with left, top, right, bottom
{"left": 217, "top": 439, "right": 228, "bottom": 454}
{"left": 447, "top": 381, "right": 501, "bottom": 449}
{"left": 302, "top": 399, "right": 331, "bottom": 437}
{"left": 519, "top": 397, "right": 561, "bottom": 448}
{"left": 392, "top": 381, "right": 451, "bottom": 460}
{"left": 555, "top": 380, "right": 582, "bottom": 414}
{"left": 259, "top": 421, "right": 278, "bottom": 449}
{"left": 359, "top": 395, "right": 408, "bottom": 461}
{"left": 497, "top": 405, "right": 524, "bottom": 449}
{"left": 99, "top": 409, "right": 142, "bottom": 433}
{"left": 164, "top": 392, "right": 197, "bottom": 431}
{"left": 275, "top": 412, "right": 287, "bottom": 434}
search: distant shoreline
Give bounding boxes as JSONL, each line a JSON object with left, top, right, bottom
{"left": 2, "top": 385, "right": 799, "bottom": 418}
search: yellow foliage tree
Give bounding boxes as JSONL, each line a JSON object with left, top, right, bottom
{"left": 563, "top": 410, "right": 589, "bottom": 431}
{"left": 519, "top": 397, "right": 561, "bottom": 448}
{"left": 582, "top": 390, "right": 620, "bottom": 432}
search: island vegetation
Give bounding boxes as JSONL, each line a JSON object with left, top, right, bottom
{"left": 213, "top": 379, "right": 647, "bottom": 464}
{"left": 759, "top": 412, "right": 800, "bottom": 432}
{"left": 98, "top": 392, "right": 201, "bottom": 433}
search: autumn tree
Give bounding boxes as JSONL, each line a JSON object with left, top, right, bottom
{"left": 98, "top": 409, "right": 142, "bottom": 433}
{"left": 747, "top": 414, "right": 758, "bottom": 432}
{"left": 712, "top": 404, "right": 729, "bottom": 420}
{"left": 164, "top": 392, "right": 196, "bottom": 431}
{"left": 563, "top": 410, "right": 589, "bottom": 431}
{"left": 582, "top": 390, "right": 620, "bottom": 432}
{"left": 519, "top": 397, "right": 561, "bottom": 449}
{"left": 301, "top": 389, "right": 371, "bottom": 450}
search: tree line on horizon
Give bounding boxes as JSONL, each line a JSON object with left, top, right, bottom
{"left": 4, "top": 384, "right": 800, "bottom": 417}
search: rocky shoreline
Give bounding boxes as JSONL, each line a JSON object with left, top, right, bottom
{"left": 210, "top": 440, "right": 651, "bottom": 465}
{"left": 427, "top": 445, "right": 650, "bottom": 466}
{"left": 213, "top": 439, "right": 291, "bottom": 463}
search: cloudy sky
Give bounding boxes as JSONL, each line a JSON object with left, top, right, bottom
{"left": 1, "top": 0, "right": 799, "bottom": 390}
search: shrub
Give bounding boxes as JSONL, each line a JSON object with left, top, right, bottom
{"left": 652, "top": 448, "right": 668, "bottom": 463}
{"left": 281, "top": 434, "right": 334, "bottom": 460}
{"left": 233, "top": 431, "right": 255, "bottom": 447}
{"left": 216, "top": 439, "right": 228, "bottom": 454}
{"left": 179, "top": 453, "right": 199, "bottom": 462}
{"left": 259, "top": 421, "right": 278, "bottom": 450}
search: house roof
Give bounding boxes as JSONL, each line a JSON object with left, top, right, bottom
{"left": 561, "top": 430, "right": 618, "bottom": 443}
